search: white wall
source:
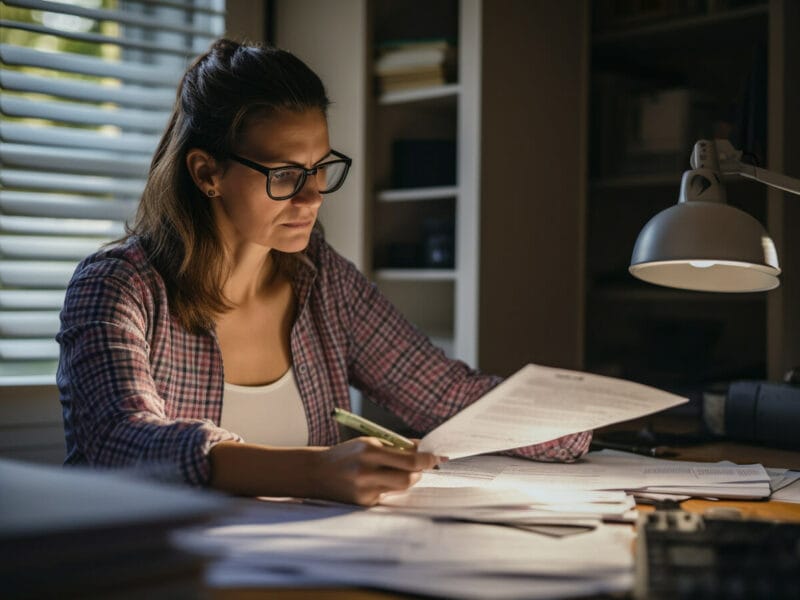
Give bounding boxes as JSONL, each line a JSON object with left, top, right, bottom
{"left": 272, "top": 0, "right": 369, "bottom": 269}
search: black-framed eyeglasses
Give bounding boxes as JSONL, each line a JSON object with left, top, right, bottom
{"left": 228, "top": 149, "right": 352, "bottom": 201}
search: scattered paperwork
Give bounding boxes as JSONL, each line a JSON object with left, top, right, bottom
{"left": 379, "top": 454, "right": 635, "bottom": 521}
{"left": 419, "top": 364, "right": 687, "bottom": 459}
{"left": 176, "top": 498, "right": 635, "bottom": 599}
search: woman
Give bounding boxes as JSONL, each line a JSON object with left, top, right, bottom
{"left": 57, "top": 39, "right": 591, "bottom": 506}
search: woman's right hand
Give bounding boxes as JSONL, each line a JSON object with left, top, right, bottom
{"left": 311, "top": 437, "right": 442, "bottom": 506}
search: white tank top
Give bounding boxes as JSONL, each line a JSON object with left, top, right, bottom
{"left": 220, "top": 367, "right": 309, "bottom": 446}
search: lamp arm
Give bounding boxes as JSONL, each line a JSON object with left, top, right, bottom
{"left": 733, "top": 164, "right": 800, "bottom": 197}
{"left": 708, "top": 138, "right": 800, "bottom": 197}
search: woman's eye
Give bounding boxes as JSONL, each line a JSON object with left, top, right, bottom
{"left": 271, "top": 169, "right": 297, "bottom": 183}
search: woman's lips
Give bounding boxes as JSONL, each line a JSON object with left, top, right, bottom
{"left": 282, "top": 221, "right": 312, "bottom": 228}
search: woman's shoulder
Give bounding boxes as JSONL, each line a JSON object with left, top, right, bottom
{"left": 70, "top": 236, "right": 157, "bottom": 287}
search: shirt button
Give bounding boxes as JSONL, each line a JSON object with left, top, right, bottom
{"left": 297, "top": 364, "right": 308, "bottom": 374}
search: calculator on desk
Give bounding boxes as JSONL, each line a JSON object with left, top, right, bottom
{"left": 635, "top": 508, "right": 800, "bottom": 599}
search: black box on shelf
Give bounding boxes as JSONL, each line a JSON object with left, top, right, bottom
{"left": 392, "top": 139, "right": 456, "bottom": 188}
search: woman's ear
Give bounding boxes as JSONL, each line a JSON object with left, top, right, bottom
{"left": 186, "top": 148, "right": 222, "bottom": 197}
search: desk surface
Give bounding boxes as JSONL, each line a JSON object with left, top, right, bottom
{"left": 210, "top": 435, "right": 800, "bottom": 600}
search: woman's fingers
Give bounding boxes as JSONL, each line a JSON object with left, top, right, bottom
{"left": 356, "top": 437, "right": 442, "bottom": 471}
{"left": 316, "top": 437, "right": 446, "bottom": 506}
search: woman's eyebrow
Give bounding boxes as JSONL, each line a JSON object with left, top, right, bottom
{"left": 252, "top": 149, "right": 333, "bottom": 168}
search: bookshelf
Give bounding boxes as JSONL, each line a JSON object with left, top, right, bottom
{"left": 368, "top": 0, "right": 475, "bottom": 366}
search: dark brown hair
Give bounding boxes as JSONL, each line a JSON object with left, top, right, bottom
{"left": 126, "top": 39, "right": 330, "bottom": 333}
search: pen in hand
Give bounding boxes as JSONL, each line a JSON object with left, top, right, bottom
{"left": 331, "top": 407, "right": 416, "bottom": 450}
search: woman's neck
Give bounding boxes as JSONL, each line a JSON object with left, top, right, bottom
{"left": 222, "top": 243, "right": 277, "bottom": 305}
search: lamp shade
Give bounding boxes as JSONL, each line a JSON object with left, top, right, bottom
{"left": 629, "top": 200, "right": 780, "bottom": 292}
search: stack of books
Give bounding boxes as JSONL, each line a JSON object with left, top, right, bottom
{"left": 375, "top": 39, "right": 456, "bottom": 94}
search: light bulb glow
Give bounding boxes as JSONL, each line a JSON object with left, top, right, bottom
{"left": 689, "top": 260, "right": 717, "bottom": 268}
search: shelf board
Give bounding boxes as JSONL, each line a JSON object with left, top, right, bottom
{"left": 377, "top": 186, "right": 458, "bottom": 202}
{"left": 592, "top": 4, "right": 768, "bottom": 45}
{"left": 378, "top": 83, "right": 460, "bottom": 106}
{"left": 374, "top": 269, "right": 457, "bottom": 281}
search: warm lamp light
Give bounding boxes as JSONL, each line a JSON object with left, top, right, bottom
{"left": 629, "top": 139, "right": 800, "bottom": 292}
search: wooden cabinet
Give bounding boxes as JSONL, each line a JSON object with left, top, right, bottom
{"left": 585, "top": 0, "right": 800, "bottom": 392}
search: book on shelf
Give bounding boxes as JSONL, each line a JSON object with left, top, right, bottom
{"left": 375, "top": 38, "right": 455, "bottom": 94}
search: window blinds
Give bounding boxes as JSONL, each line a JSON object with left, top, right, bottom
{"left": 0, "top": 0, "right": 225, "bottom": 383}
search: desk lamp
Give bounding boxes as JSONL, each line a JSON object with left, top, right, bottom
{"left": 629, "top": 139, "right": 800, "bottom": 292}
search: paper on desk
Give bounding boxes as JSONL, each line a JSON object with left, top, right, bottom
{"left": 205, "top": 558, "right": 634, "bottom": 600}
{"left": 179, "top": 498, "right": 634, "bottom": 579}
{"left": 419, "top": 364, "right": 687, "bottom": 459}
{"left": 770, "top": 471, "right": 800, "bottom": 503}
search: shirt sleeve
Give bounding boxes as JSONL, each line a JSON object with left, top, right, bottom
{"left": 57, "top": 259, "right": 238, "bottom": 486}
{"left": 322, "top": 242, "right": 591, "bottom": 462}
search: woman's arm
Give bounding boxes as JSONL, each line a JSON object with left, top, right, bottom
{"left": 209, "top": 437, "right": 440, "bottom": 505}
{"left": 58, "top": 259, "right": 238, "bottom": 485}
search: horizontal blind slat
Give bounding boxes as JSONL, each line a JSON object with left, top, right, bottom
{"left": 0, "top": 312, "right": 61, "bottom": 338}
{"left": 0, "top": 290, "right": 65, "bottom": 310}
{"left": 0, "top": 69, "right": 176, "bottom": 109}
{"left": 0, "top": 122, "right": 160, "bottom": 154}
{"left": 0, "top": 171, "right": 144, "bottom": 197}
{"left": 1, "top": 144, "right": 151, "bottom": 177}
{"left": 0, "top": 45, "right": 184, "bottom": 85}
{"left": 0, "top": 261, "right": 77, "bottom": 288}
{"left": 0, "top": 215, "right": 125, "bottom": 237}
{"left": 0, "top": 20, "right": 204, "bottom": 57}
{"left": 0, "top": 96, "right": 170, "bottom": 131}
{"left": 0, "top": 191, "right": 137, "bottom": 220}
{"left": 0, "top": 236, "right": 108, "bottom": 260}
{"left": 0, "top": 340, "right": 59, "bottom": 360}
{"left": 5, "top": 0, "right": 223, "bottom": 37}
{"left": 127, "top": 0, "right": 225, "bottom": 16}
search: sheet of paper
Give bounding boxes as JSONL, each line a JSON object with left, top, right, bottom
{"left": 419, "top": 364, "right": 687, "bottom": 458}
{"left": 771, "top": 473, "right": 800, "bottom": 504}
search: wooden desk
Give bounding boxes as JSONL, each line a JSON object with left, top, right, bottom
{"left": 211, "top": 439, "right": 800, "bottom": 600}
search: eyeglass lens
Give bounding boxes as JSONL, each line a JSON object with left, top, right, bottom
{"left": 268, "top": 161, "right": 348, "bottom": 199}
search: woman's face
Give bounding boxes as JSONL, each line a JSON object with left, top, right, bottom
{"left": 212, "top": 108, "right": 330, "bottom": 254}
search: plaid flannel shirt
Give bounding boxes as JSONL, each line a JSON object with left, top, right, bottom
{"left": 57, "top": 232, "right": 591, "bottom": 486}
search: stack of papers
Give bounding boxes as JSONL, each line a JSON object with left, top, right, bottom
{"left": 176, "top": 499, "right": 635, "bottom": 600}
{"left": 581, "top": 450, "right": 773, "bottom": 499}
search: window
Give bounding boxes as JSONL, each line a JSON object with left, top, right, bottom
{"left": 0, "top": 0, "right": 225, "bottom": 384}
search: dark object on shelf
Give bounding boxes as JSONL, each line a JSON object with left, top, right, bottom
{"left": 703, "top": 380, "right": 800, "bottom": 448}
{"left": 422, "top": 217, "right": 455, "bottom": 268}
{"left": 392, "top": 139, "right": 456, "bottom": 188}
{"left": 386, "top": 242, "right": 423, "bottom": 268}
{"left": 635, "top": 507, "right": 800, "bottom": 599}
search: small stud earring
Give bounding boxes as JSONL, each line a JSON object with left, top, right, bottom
{"left": 207, "top": 189, "right": 216, "bottom": 197}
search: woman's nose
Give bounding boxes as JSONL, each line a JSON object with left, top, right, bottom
{"left": 292, "top": 172, "right": 323, "bottom": 205}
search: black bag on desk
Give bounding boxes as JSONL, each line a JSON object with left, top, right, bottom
{"left": 723, "top": 381, "right": 800, "bottom": 448}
